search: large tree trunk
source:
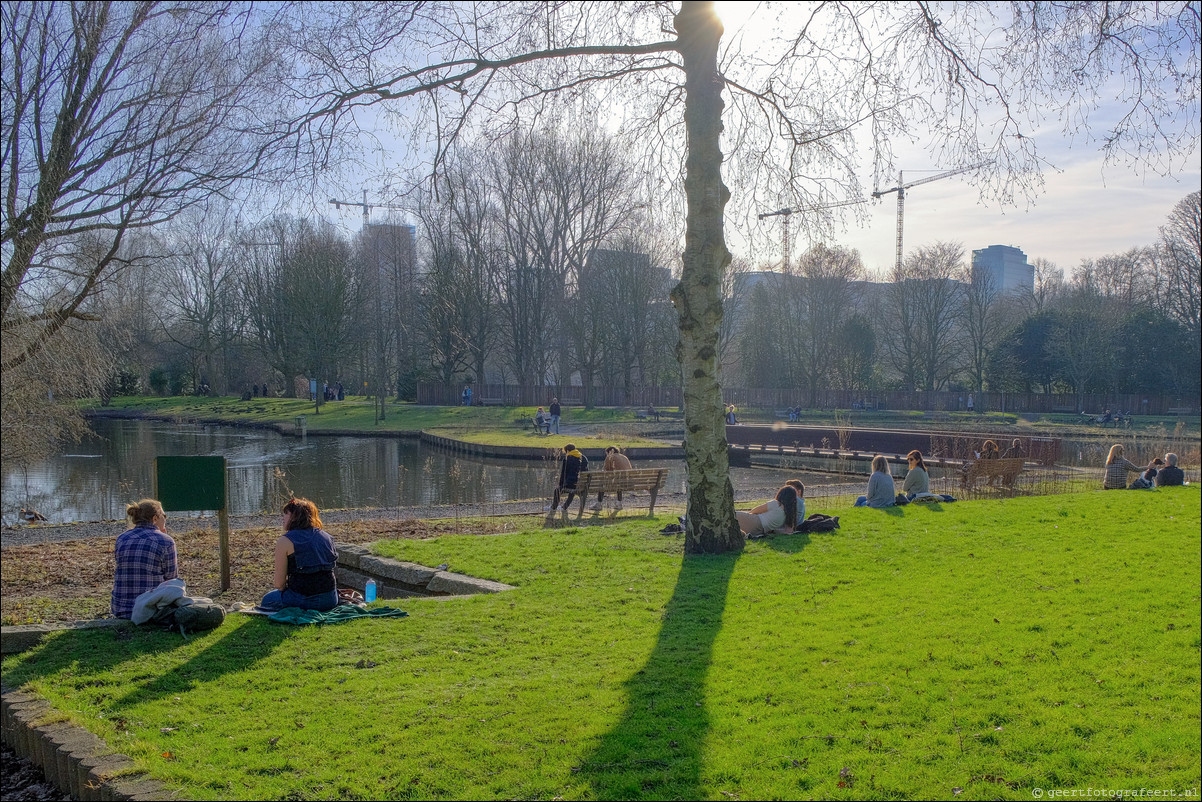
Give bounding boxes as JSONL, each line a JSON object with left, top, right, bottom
{"left": 672, "top": 1, "right": 742, "bottom": 554}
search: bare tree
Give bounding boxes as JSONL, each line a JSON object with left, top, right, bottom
{"left": 158, "top": 205, "right": 249, "bottom": 395}
{"left": 886, "top": 242, "right": 965, "bottom": 391}
{"left": 794, "top": 244, "right": 865, "bottom": 405}
{"left": 1017, "top": 258, "right": 1065, "bottom": 317}
{"left": 1049, "top": 289, "right": 1119, "bottom": 411}
{"left": 1155, "top": 191, "right": 1201, "bottom": 343}
{"left": 134, "top": 1, "right": 1202, "bottom": 551}
{"left": 1, "top": 1, "right": 284, "bottom": 371}
{"left": 961, "top": 261, "right": 1004, "bottom": 393}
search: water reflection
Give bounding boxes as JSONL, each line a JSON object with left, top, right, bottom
{"left": 3, "top": 419, "right": 826, "bottom": 525}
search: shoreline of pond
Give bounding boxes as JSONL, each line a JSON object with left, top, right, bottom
{"left": 83, "top": 408, "right": 687, "bottom": 460}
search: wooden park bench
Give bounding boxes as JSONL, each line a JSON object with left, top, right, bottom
{"left": 573, "top": 468, "right": 669, "bottom": 519}
{"left": 479, "top": 397, "right": 506, "bottom": 406}
{"left": 961, "top": 457, "right": 1025, "bottom": 490}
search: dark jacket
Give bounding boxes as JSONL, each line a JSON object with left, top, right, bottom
{"left": 558, "top": 449, "right": 588, "bottom": 489}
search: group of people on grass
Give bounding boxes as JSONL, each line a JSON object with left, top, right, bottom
{"left": 110, "top": 434, "right": 1188, "bottom": 621}
{"left": 850, "top": 450, "right": 945, "bottom": 509}
{"left": 1104, "top": 445, "right": 1184, "bottom": 489}
{"left": 112, "top": 496, "right": 340, "bottom": 619}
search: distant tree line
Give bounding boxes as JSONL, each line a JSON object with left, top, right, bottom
{"left": 91, "top": 184, "right": 1199, "bottom": 410}
{"left": 730, "top": 191, "right": 1201, "bottom": 405}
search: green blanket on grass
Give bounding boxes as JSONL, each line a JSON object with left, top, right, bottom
{"left": 268, "top": 604, "right": 409, "bottom": 625}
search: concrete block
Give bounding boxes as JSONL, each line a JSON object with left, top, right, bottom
{"left": 58, "top": 730, "right": 106, "bottom": 798}
{"left": 360, "top": 556, "right": 437, "bottom": 587}
{"left": 334, "top": 566, "right": 370, "bottom": 591}
{"left": 425, "top": 571, "right": 515, "bottom": 596}
{"left": 335, "top": 543, "right": 371, "bottom": 569}
{"left": 35, "top": 721, "right": 75, "bottom": 779}
{"left": 109, "top": 777, "right": 164, "bottom": 801}
{"left": 1, "top": 624, "right": 58, "bottom": 655}
{"left": 104, "top": 769, "right": 152, "bottom": 802}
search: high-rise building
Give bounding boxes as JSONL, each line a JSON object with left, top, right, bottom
{"left": 971, "top": 244, "right": 1033, "bottom": 294}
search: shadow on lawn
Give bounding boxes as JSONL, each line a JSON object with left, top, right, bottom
{"left": 578, "top": 550, "right": 738, "bottom": 799}
{"left": 107, "top": 619, "right": 291, "bottom": 709}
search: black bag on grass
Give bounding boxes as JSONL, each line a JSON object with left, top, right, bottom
{"left": 170, "top": 602, "right": 226, "bottom": 634}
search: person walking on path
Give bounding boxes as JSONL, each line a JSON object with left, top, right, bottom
{"left": 549, "top": 398, "right": 562, "bottom": 434}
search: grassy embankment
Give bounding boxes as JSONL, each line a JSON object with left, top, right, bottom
{"left": 4, "top": 488, "right": 1198, "bottom": 800}
{"left": 91, "top": 395, "right": 1200, "bottom": 439}
{"left": 89, "top": 395, "right": 675, "bottom": 450}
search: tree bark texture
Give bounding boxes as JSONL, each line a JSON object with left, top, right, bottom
{"left": 672, "top": 1, "right": 742, "bottom": 555}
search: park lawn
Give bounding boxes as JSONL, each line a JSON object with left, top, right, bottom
{"left": 437, "top": 426, "right": 677, "bottom": 450}
{"left": 3, "top": 488, "right": 1199, "bottom": 800}
{"left": 89, "top": 396, "right": 647, "bottom": 433}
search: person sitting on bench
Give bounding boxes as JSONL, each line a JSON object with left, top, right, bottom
{"left": 591, "top": 446, "right": 632, "bottom": 511}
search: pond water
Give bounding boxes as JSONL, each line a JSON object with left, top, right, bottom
{"left": 1, "top": 419, "right": 823, "bottom": 526}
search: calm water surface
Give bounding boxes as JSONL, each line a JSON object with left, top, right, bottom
{"left": 2, "top": 419, "right": 825, "bottom": 526}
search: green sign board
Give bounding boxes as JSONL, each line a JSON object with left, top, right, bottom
{"left": 154, "top": 456, "right": 227, "bottom": 511}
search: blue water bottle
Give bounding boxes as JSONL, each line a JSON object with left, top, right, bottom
{"left": 364, "top": 579, "right": 377, "bottom": 603}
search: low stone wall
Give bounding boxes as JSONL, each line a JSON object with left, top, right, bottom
{"left": 334, "top": 543, "right": 516, "bottom": 598}
{"left": 2, "top": 687, "right": 168, "bottom": 800}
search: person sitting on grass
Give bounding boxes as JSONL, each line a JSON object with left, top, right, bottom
{"left": 902, "top": 450, "right": 930, "bottom": 500}
{"left": 736, "top": 485, "right": 801, "bottom": 537}
{"left": 1103, "top": 444, "right": 1144, "bottom": 490}
{"left": 260, "top": 497, "right": 339, "bottom": 612}
{"left": 855, "top": 455, "right": 896, "bottom": 507}
{"left": 548, "top": 443, "right": 588, "bottom": 512}
{"left": 1155, "top": 452, "right": 1185, "bottom": 486}
{"left": 592, "top": 445, "right": 632, "bottom": 511}
{"left": 1130, "top": 457, "right": 1166, "bottom": 489}
{"left": 112, "top": 499, "right": 178, "bottom": 619}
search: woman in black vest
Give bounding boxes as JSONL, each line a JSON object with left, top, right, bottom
{"left": 260, "top": 497, "right": 339, "bottom": 611}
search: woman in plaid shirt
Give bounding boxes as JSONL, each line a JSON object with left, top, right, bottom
{"left": 111, "top": 499, "right": 178, "bottom": 618}
{"left": 1103, "top": 444, "right": 1144, "bottom": 490}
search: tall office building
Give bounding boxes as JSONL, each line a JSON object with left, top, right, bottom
{"left": 971, "top": 244, "right": 1033, "bottom": 294}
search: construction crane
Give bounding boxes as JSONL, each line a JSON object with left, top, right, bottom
{"left": 871, "top": 162, "right": 992, "bottom": 272}
{"left": 757, "top": 198, "right": 867, "bottom": 274}
{"left": 329, "top": 189, "right": 406, "bottom": 227}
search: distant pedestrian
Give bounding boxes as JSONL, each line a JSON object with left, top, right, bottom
{"left": 549, "top": 398, "right": 561, "bottom": 434}
{"left": 336, "top": 382, "right": 344, "bottom": 401}
{"left": 462, "top": 385, "right": 473, "bottom": 406}
{"left": 966, "top": 394, "right": 975, "bottom": 413}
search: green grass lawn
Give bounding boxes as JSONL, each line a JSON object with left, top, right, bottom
{"left": 4, "top": 488, "right": 1199, "bottom": 799}
{"left": 91, "top": 395, "right": 1200, "bottom": 441}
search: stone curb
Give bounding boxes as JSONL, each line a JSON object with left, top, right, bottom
{"left": 334, "top": 542, "right": 516, "bottom": 598}
{"left": 1, "top": 685, "right": 166, "bottom": 801}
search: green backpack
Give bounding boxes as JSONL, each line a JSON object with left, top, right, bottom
{"left": 171, "top": 602, "right": 226, "bottom": 634}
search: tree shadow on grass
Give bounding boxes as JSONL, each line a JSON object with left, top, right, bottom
{"left": 577, "top": 550, "right": 738, "bottom": 800}
{"left": 106, "top": 618, "right": 292, "bottom": 710}
{"left": 1, "top": 622, "right": 192, "bottom": 691}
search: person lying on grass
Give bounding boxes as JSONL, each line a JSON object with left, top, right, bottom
{"left": 260, "top": 497, "right": 339, "bottom": 612}
{"left": 737, "top": 484, "right": 802, "bottom": 536}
